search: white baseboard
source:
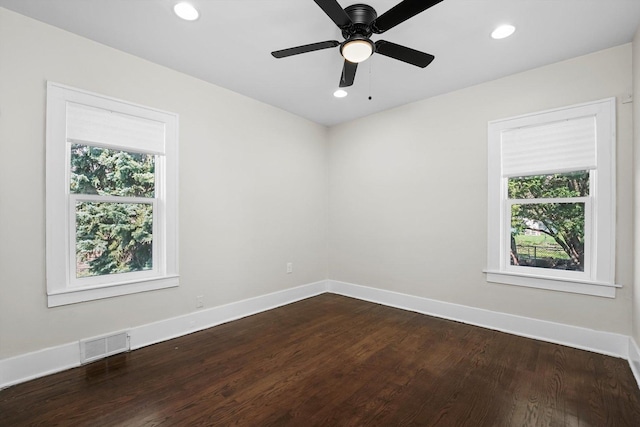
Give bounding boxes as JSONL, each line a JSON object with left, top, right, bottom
{"left": 0, "top": 280, "right": 327, "bottom": 389}
{"left": 0, "top": 342, "right": 79, "bottom": 389}
{"left": 130, "top": 280, "right": 327, "bottom": 350}
{"left": 2, "top": 278, "right": 636, "bottom": 391}
{"left": 630, "top": 337, "right": 640, "bottom": 389}
{"left": 328, "top": 280, "right": 630, "bottom": 359}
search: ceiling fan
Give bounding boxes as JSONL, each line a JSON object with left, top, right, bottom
{"left": 271, "top": 0, "right": 443, "bottom": 88}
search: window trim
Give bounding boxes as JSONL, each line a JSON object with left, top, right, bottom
{"left": 46, "top": 82, "right": 179, "bottom": 307}
{"left": 485, "top": 98, "right": 617, "bottom": 298}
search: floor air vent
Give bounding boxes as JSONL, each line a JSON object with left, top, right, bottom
{"left": 80, "top": 331, "right": 130, "bottom": 364}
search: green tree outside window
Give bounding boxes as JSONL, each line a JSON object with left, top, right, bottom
{"left": 509, "top": 171, "right": 588, "bottom": 271}
{"left": 70, "top": 144, "right": 155, "bottom": 277}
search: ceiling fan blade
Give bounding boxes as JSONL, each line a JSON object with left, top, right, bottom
{"left": 375, "top": 40, "right": 434, "bottom": 68}
{"left": 271, "top": 40, "right": 340, "bottom": 58}
{"left": 313, "top": 0, "right": 353, "bottom": 28}
{"left": 372, "top": 0, "right": 443, "bottom": 33}
{"left": 339, "top": 60, "right": 358, "bottom": 87}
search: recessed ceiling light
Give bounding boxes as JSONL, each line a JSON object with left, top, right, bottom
{"left": 333, "top": 89, "right": 348, "bottom": 98}
{"left": 491, "top": 24, "right": 516, "bottom": 39}
{"left": 174, "top": 2, "right": 199, "bottom": 21}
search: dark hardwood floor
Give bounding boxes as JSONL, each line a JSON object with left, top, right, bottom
{"left": 2, "top": 294, "right": 640, "bottom": 426}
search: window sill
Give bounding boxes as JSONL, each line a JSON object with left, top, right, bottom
{"left": 47, "top": 275, "right": 179, "bottom": 307}
{"left": 483, "top": 270, "right": 619, "bottom": 298}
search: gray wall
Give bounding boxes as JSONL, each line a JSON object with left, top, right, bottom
{"left": 0, "top": 6, "right": 637, "bottom": 361}
{"left": 328, "top": 44, "right": 634, "bottom": 334}
{"left": 0, "top": 8, "right": 329, "bottom": 358}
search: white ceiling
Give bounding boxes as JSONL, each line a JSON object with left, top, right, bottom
{"left": 1, "top": 0, "right": 639, "bottom": 126}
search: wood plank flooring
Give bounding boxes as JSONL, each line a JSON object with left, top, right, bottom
{"left": 1, "top": 294, "right": 640, "bottom": 426}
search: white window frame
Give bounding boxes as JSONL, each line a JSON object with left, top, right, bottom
{"left": 485, "top": 98, "right": 618, "bottom": 298}
{"left": 46, "top": 82, "right": 179, "bottom": 307}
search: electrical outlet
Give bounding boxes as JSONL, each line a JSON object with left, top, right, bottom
{"left": 286, "top": 262, "right": 293, "bottom": 274}
{"left": 196, "top": 295, "right": 204, "bottom": 308}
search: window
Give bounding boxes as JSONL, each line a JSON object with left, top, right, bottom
{"left": 46, "top": 82, "right": 179, "bottom": 307}
{"left": 486, "top": 98, "right": 617, "bottom": 297}
{"left": 508, "top": 171, "right": 589, "bottom": 273}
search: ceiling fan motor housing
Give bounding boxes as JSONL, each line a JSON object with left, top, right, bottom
{"left": 341, "top": 4, "right": 378, "bottom": 38}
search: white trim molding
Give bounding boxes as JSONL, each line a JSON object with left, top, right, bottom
{"left": 0, "top": 280, "right": 326, "bottom": 389}
{"left": 484, "top": 270, "right": 619, "bottom": 298}
{"left": 0, "top": 342, "right": 79, "bottom": 390}
{"left": 45, "top": 82, "right": 180, "bottom": 307}
{"left": 2, "top": 280, "right": 638, "bottom": 391}
{"left": 130, "top": 280, "right": 327, "bottom": 350}
{"left": 327, "top": 280, "right": 629, "bottom": 358}
{"left": 486, "top": 98, "right": 617, "bottom": 297}
{"left": 630, "top": 337, "right": 640, "bottom": 389}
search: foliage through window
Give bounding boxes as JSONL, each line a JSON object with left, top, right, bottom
{"left": 71, "top": 145, "right": 155, "bottom": 278}
{"left": 46, "top": 82, "right": 179, "bottom": 307}
{"left": 486, "top": 98, "right": 616, "bottom": 297}
{"left": 508, "top": 171, "right": 588, "bottom": 271}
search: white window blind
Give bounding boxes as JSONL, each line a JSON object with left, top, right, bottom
{"left": 501, "top": 115, "right": 596, "bottom": 177}
{"left": 66, "top": 102, "right": 166, "bottom": 154}
{"left": 46, "top": 82, "right": 179, "bottom": 307}
{"left": 486, "top": 98, "right": 616, "bottom": 298}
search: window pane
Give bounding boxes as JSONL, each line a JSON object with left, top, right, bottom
{"left": 76, "top": 202, "right": 153, "bottom": 278}
{"left": 510, "top": 202, "right": 584, "bottom": 271}
{"left": 70, "top": 144, "right": 155, "bottom": 197}
{"left": 508, "top": 171, "right": 589, "bottom": 199}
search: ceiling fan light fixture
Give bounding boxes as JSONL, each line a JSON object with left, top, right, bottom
{"left": 491, "top": 24, "right": 516, "bottom": 39}
{"left": 174, "top": 2, "right": 199, "bottom": 21}
{"left": 341, "top": 39, "right": 374, "bottom": 63}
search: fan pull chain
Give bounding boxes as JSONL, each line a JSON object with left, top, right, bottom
{"left": 368, "top": 60, "right": 373, "bottom": 100}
